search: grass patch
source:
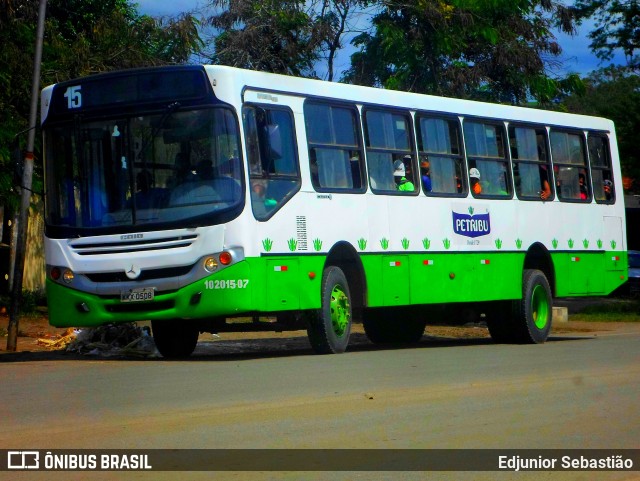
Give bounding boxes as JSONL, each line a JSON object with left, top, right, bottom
{"left": 570, "top": 299, "right": 640, "bottom": 322}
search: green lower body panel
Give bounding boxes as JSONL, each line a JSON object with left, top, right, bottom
{"left": 47, "top": 250, "right": 628, "bottom": 327}
{"left": 47, "top": 256, "right": 326, "bottom": 328}
{"left": 362, "top": 252, "right": 524, "bottom": 307}
{"left": 552, "top": 250, "right": 627, "bottom": 297}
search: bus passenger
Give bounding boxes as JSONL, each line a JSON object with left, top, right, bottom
{"left": 579, "top": 173, "right": 588, "bottom": 200}
{"left": 393, "top": 159, "right": 414, "bottom": 191}
{"left": 470, "top": 168, "right": 482, "bottom": 195}
{"left": 603, "top": 179, "right": 613, "bottom": 200}
{"left": 421, "top": 157, "right": 432, "bottom": 192}
{"left": 539, "top": 165, "right": 551, "bottom": 200}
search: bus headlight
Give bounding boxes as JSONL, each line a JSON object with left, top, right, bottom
{"left": 62, "top": 269, "right": 75, "bottom": 283}
{"left": 203, "top": 257, "right": 218, "bottom": 272}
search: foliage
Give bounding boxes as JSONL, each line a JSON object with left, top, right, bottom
{"left": 205, "top": 0, "right": 322, "bottom": 76}
{"left": 203, "top": 0, "right": 368, "bottom": 79}
{"left": 560, "top": 66, "right": 640, "bottom": 192}
{"left": 342, "top": 0, "right": 581, "bottom": 104}
{"left": 572, "top": 0, "right": 640, "bottom": 71}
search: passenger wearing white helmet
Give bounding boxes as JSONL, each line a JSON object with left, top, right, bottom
{"left": 469, "top": 167, "right": 482, "bottom": 195}
{"left": 393, "top": 158, "right": 415, "bottom": 192}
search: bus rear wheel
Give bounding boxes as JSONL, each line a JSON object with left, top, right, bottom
{"left": 363, "top": 308, "right": 426, "bottom": 344}
{"left": 487, "top": 269, "right": 552, "bottom": 344}
{"left": 307, "top": 266, "right": 352, "bottom": 354}
{"left": 517, "top": 269, "right": 553, "bottom": 343}
{"left": 151, "top": 319, "right": 199, "bottom": 358}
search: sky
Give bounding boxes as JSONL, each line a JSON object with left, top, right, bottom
{"left": 135, "top": 0, "right": 627, "bottom": 79}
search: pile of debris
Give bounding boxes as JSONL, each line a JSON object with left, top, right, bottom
{"left": 65, "top": 323, "right": 160, "bottom": 358}
{"left": 36, "top": 328, "right": 77, "bottom": 350}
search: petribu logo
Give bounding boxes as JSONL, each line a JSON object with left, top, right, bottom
{"left": 452, "top": 211, "right": 491, "bottom": 238}
{"left": 8, "top": 451, "right": 39, "bottom": 469}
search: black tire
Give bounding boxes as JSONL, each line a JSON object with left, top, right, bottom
{"left": 307, "top": 266, "right": 352, "bottom": 354}
{"left": 363, "top": 307, "right": 426, "bottom": 344}
{"left": 516, "top": 269, "right": 553, "bottom": 343}
{"left": 151, "top": 319, "right": 199, "bottom": 358}
{"left": 486, "top": 269, "right": 552, "bottom": 344}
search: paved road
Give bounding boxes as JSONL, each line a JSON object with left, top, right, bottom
{"left": 1, "top": 330, "right": 639, "bottom": 481}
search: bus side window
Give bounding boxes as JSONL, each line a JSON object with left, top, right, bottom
{"left": 463, "top": 120, "right": 511, "bottom": 198}
{"left": 550, "top": 130, "right": 590, "bottom": 203}
{"left": 304, "top": 102, "right": 365, "bottom": 193}
{"left": 588, "top": 134, "right": 615, "bottom": 204}
{"left": 243, "top": 105, "right": 301, "bottom": 221}
{"left": 416, "top": 115, "right": 465, "bottom": 196}
{"left": 509, "top": 125, "right": 553, "bottom": 201}
{"left": 364, "top": 109, "right": 417, "bottom": 194}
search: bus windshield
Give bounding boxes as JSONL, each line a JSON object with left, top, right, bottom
{"left": 44, "top": 107, "right": 243, "bottom": 235}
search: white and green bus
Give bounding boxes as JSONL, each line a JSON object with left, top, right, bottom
{"left": 41, "top": 65, "right": 628, "bottom": 357}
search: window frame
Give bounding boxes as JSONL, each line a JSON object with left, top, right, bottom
{"left": 415, "top": 112, "right": 467, "bottom": 198}
{"left": 242, "top": 103, "right": 302, "bottom": 221}
{"left": 508, "top": 123, "right": 555, "bottom": 202}
{"left": 549, "top": 128, "right": 591, "bottom": 204}
{"left": 362, "top": 106, "right": 419, "bottom": 196}
{"left": 587, "top": 132, "right": 615, "bottom": 205}
{"left": 462, "top": 118, "right": 513, "bottom": 200}
{"left": 303, "top": 100, "right": 367, "bottom": 194}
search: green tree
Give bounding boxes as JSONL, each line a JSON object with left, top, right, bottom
{"left": 561, "top": 66, "right": 640, "bottom": 192}
{"left": 203, "top": 0, "right": 368, "bottom": 79}
{"left": 572, "top": 0, "right": 640, "bottom": 70}
{"left": 343, "top": 0, "right": 580, "bottom": 104}
{"left": 205, "top": 0, "right": 323, "bottom": 76}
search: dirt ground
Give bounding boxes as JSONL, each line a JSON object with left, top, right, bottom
{"left": 1, "top": 308, "right": 639, "bottom": 356}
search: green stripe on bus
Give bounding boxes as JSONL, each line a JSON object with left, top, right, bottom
{"left": 46, "top": 250, "right": 627, "bottom": 328}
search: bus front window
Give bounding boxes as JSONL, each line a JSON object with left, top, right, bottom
{"left": 44, "top": 107, "right": 243, "bottom": 234}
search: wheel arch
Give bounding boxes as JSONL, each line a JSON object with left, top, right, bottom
{"left": 523, "top": 242, "right": 556, "bottom": 296}
{"left": 324, "top": 241, "right": 366, "bottom": 313}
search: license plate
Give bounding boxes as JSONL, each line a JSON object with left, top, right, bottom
{"left": 120, "top": 287, "right": 155, "bottom": 303}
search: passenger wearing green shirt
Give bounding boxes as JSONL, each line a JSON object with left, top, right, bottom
{"left": 393, "top": 159, "right": 415, "bottom": 192}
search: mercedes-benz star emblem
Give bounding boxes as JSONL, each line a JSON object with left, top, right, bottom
{"left": 125, "top": 264, "right": 141, "bottom": 279}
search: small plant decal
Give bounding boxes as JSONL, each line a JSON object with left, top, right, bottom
{"left": 552, "top": 238, "right": 559, "bottom": 249}
{"left": 611, "top": 240, "right": 617, "bottom": 250}
{"left": 313, "top": 238, "right": 323, "bottom": 252}
{"left": 597, "top": 239, "right": 603, "bottom": 249}
{"left": 287, "top": 238, "right": 298, "bottom": 252}
{"left": 583, "top": 239, "right": 589, "bottom": 249}
{"left": 380, "top": 238, "right": 389, "bottom": 250}
{"left": 358, "top": 238, "right": 367, "bottom": 251}
{"left": 401, "top": 238, "right": 410, "bottom": 250}
{"left": 468, "top": 206, "right": 474, "bottom": 215}
{"left": 568, "top": 239, "right": 574, "bottom": 249}
{"left": 495, "top": 239, "right": 503, "bottom": 249}
{"left": 422, "top": 237, "right": 431, "bottom": 250}
{"left": 262, "top": 238, "right": 273, "bottom": 252}
{"left": 443, "top": 238, "right": 451, "bottom": 250}
{"left": 515, "top": 238, "right": 523, "bottom": 249}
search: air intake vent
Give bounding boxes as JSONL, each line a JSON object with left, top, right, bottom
{"left": 70, "top": 234, "right": 198, "bottom": 256}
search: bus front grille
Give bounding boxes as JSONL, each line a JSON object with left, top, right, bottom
{"left": 85, "top": 264, "right": 195, "bottom": 283}
{"left": 69, "top": 234, "right": 198, "bottom": 256}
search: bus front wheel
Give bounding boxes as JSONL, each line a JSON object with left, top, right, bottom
{"left": 307, "top": 266, "right": 352, "bottom": 354}
{"left": 151, "top": 319, "right": 199, "bottom": 358}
